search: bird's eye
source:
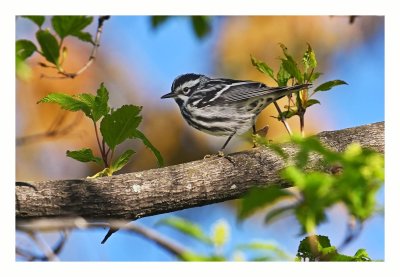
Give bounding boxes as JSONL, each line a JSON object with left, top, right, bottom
{"left": 182, "top": 87, "right": 190, "bottom": 94}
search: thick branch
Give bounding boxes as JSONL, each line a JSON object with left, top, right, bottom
{"left": 16, "top": 122, "right": 384, "bottom": 221}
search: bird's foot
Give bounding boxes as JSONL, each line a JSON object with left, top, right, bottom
{"left": 203, "top": 150, "right": 225, "bottom": 159}
{"left": 203, "top": 150, "right": 234, "bottom": 165}
{"left": 252, "top": 125, "right": 269, "bottom": 147}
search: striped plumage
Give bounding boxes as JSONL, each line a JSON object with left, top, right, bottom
{"left": 162, "top": 73, "right": 311, "bottom": 150}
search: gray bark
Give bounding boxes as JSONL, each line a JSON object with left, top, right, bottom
{"left": 16, "top": 121, "right": 384, "bottom": 221}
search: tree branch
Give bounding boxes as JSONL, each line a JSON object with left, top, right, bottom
{"left": 16, "top": 121, "right": 384, "bottom": 222}
{"left": 16, "top": 113, "right": 83, "bottom": 146}
{"left": 40, "top": 16, "right": 110, "bottom": 79}
{"left": 17, "top": 218, "right": 187, "bottom": 258}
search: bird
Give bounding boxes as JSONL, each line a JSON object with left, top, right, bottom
{"left": 161, "top": 73, "right": 311, "bottom": 150}
{"left": 100, "top": 74, "right": 311, "bottom": 244}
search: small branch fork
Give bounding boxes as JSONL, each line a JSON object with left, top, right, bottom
{"left": 16, "top": 112, "right": 83, "bottom": 146}
{"left": 40, "top": 16, "right": 110, "bottom": 79}
{"left": 273, "top": 101, "right": 293, "bottom": 135}
{"left": 16, "top": 230, "right": 68, "bottom": 261}
{"left": 17, "top": 218, "right": 187, "bottom": 260}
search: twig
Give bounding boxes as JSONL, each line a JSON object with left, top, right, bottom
{"left": 17, "top": 218, "right": 187, "bottom": 258}
{"left": 273, "top": 102, "right": 293, "bottom": 135}
{"left": 16, "top": 231, "right": 69, "bottom": 261}
{"left": 26, "top": 232, "right": 59, "bottom": 261}
{"left": 16, "top": 113, "right": 83, "bottom": 146}
{"left": 93, "top": 120, "right": 108, "bottom": 167}
{"left": 41, "top": 16, "right": 110, "bottom": 79}
{"left": 338, "top": 219, "right": 363, "bottom": 251}
{"left": 74, "top": 16, "right": 110, "bottom": 76}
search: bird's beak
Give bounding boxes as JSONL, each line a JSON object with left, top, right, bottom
{"left": 161, "top": 92, "right": 177, "bottom": 99}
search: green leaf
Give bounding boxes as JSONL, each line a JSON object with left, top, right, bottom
{"left": 305, "top": 99, "right": 320, "bottom": 108}
{"left": 279, "top": 43, "right": 290, "bottom": 57}
{"left": 180, "top": 252, "right": 225, "bottom": 261}
{"left": 36, "top": 29, "right": 60, "bottom": 65}
{"left": 277, "top": 64, "right": 291, "bottom": 86}
{"left": 88, "top": 167, "right": 112, "bottom": 178}
{"left": 37, "top": 93, "right": 91, "bottom": 117}
{"left": 51, "top": 16, "right": 93, "bottom": 40}
{"left": 264, "top": 205, "right": 294, "bottom": 224}
{"left": 296, "top": 236, "right": 372, "bottom": 261}
{"left": 236, "top": 242, "right": 291, "bottom": 260}
{"left": 277, "top": 108, "right": 297, "bottom": 120}
{"left": 73, "top": 84, "right": 109, "bottom": 122}
{"left": 77, "top": 93, "right": 95, "bottom": 108}
{"left": 156, "top": 217, "right": 212, "bottom": 245}
{"left": 190, "top": 16, "right": 211, "bottom": 39}
{"left": 72, "top": 31, "right": 94, "bottom": 44}
{"left": 308, "top": 72, "right": 323, "bottom": 82}
{"left": 16, "top": 39, "right": 37, "bottom": 60}
{"left": 100, "top": 105, "right": 142, "bottom": 150}
{"left": 267, "top": 143, "right": 289, "bottom": 160}
{"left": 151, "top": 16, "right": 170, "bottom": 28}
{"left": 353, "top": 249, "right": 371, "bottom": 261}
{"left": 66, "top": 148, "right": 102, "bottom": 164}
{"left": 314, "top": 80, "right": 348, "bottom": 93}
{"left": 302, "top": 43, "right": 317, "bottom": 71}
{"left": 279, "top": 43, "right": 303, "bottom": 83}
{"left": 131, "top": 129, "right": 164, "bottom": 167}
{"left": 92, "top": 83, "right": 110, "bottom": 122}
{"left": 110, "top": 149, "right": 135, "bottom": 173}
{"left": 296, "top": 235, "right": 332, "bottom": 261}
{"left": 16, "top": 55, "right": 32, "bottom": 80}
{"left": 281, "top": 58, "right": 303, "bottom": 83}
{"left": 22, "top": 16, "right": 45, "bottom": 28}
{"left": 238, "top": 186, "right": 293, "bottom": 220}
{"left": 250, "top": 55, "right": 275, "bottom": 81}
{"left": 211, "top": 219, "right": 229, "bottom": 248}
{"left": 281, "top": 166, "right": 305, "bottom": 185}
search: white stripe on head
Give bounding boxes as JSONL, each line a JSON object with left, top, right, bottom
{"left": 177, "top": 79, "right": 200, "bottom": 91}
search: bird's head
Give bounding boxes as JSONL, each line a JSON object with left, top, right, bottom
{"left": 161, "top": 73, "right": 207, "bottom": 106}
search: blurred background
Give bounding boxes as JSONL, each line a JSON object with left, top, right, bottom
{"left": 16, "top": 16, "right": 384, "bottom": 261}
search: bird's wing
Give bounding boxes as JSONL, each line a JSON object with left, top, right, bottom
{"left": 192, "top": 77, "right": 310, "bottom": 108}
{"left": 219, "top": 82, "right": 311, "bottom": 103}
{"left": 193, "top": 80, "right": 267, "bottom": 107}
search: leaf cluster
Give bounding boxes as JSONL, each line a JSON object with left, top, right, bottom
{"left": 238, "top": 136, "right": 383, "bottom": 259}
{"left": 38, "top": 83, "right": 163, "bottom": 177}
{"left": 296, "top": 235, "right": 371, "bottom": 261}
{"left": 251, "top": 43, "right": 347, "bottom": 124}
{"left": 151, "top": 16, "right": 212, "bottom": 39}
{"left": 156, "top": 216, "right": 290, "bottom": 261}
{"left": 16, "top": 16, "right": 97, "bottom": 78}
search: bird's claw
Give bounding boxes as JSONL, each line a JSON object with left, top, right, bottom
{"left": 203, "top": 151, "right": 225, "bottom": 159}
{"left": 252, "top": 125, "right": 269, "bottom": 147}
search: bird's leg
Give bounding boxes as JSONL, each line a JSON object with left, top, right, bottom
{"left": 252, "top": 124, "right": 257, "bottom": 148}
{"left": 221, "top": 133, "right": 235, "bottom": 151}
{"left": 204, "top": 133, "right": 235, "bottom": 159}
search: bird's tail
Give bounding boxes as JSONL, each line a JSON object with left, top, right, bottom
{"left": 267, "top": 83, "right": 312, "bottom": 102}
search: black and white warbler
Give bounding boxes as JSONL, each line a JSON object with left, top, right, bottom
{"left": 162, "top": 73, "right": 311, "bottom": 150}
